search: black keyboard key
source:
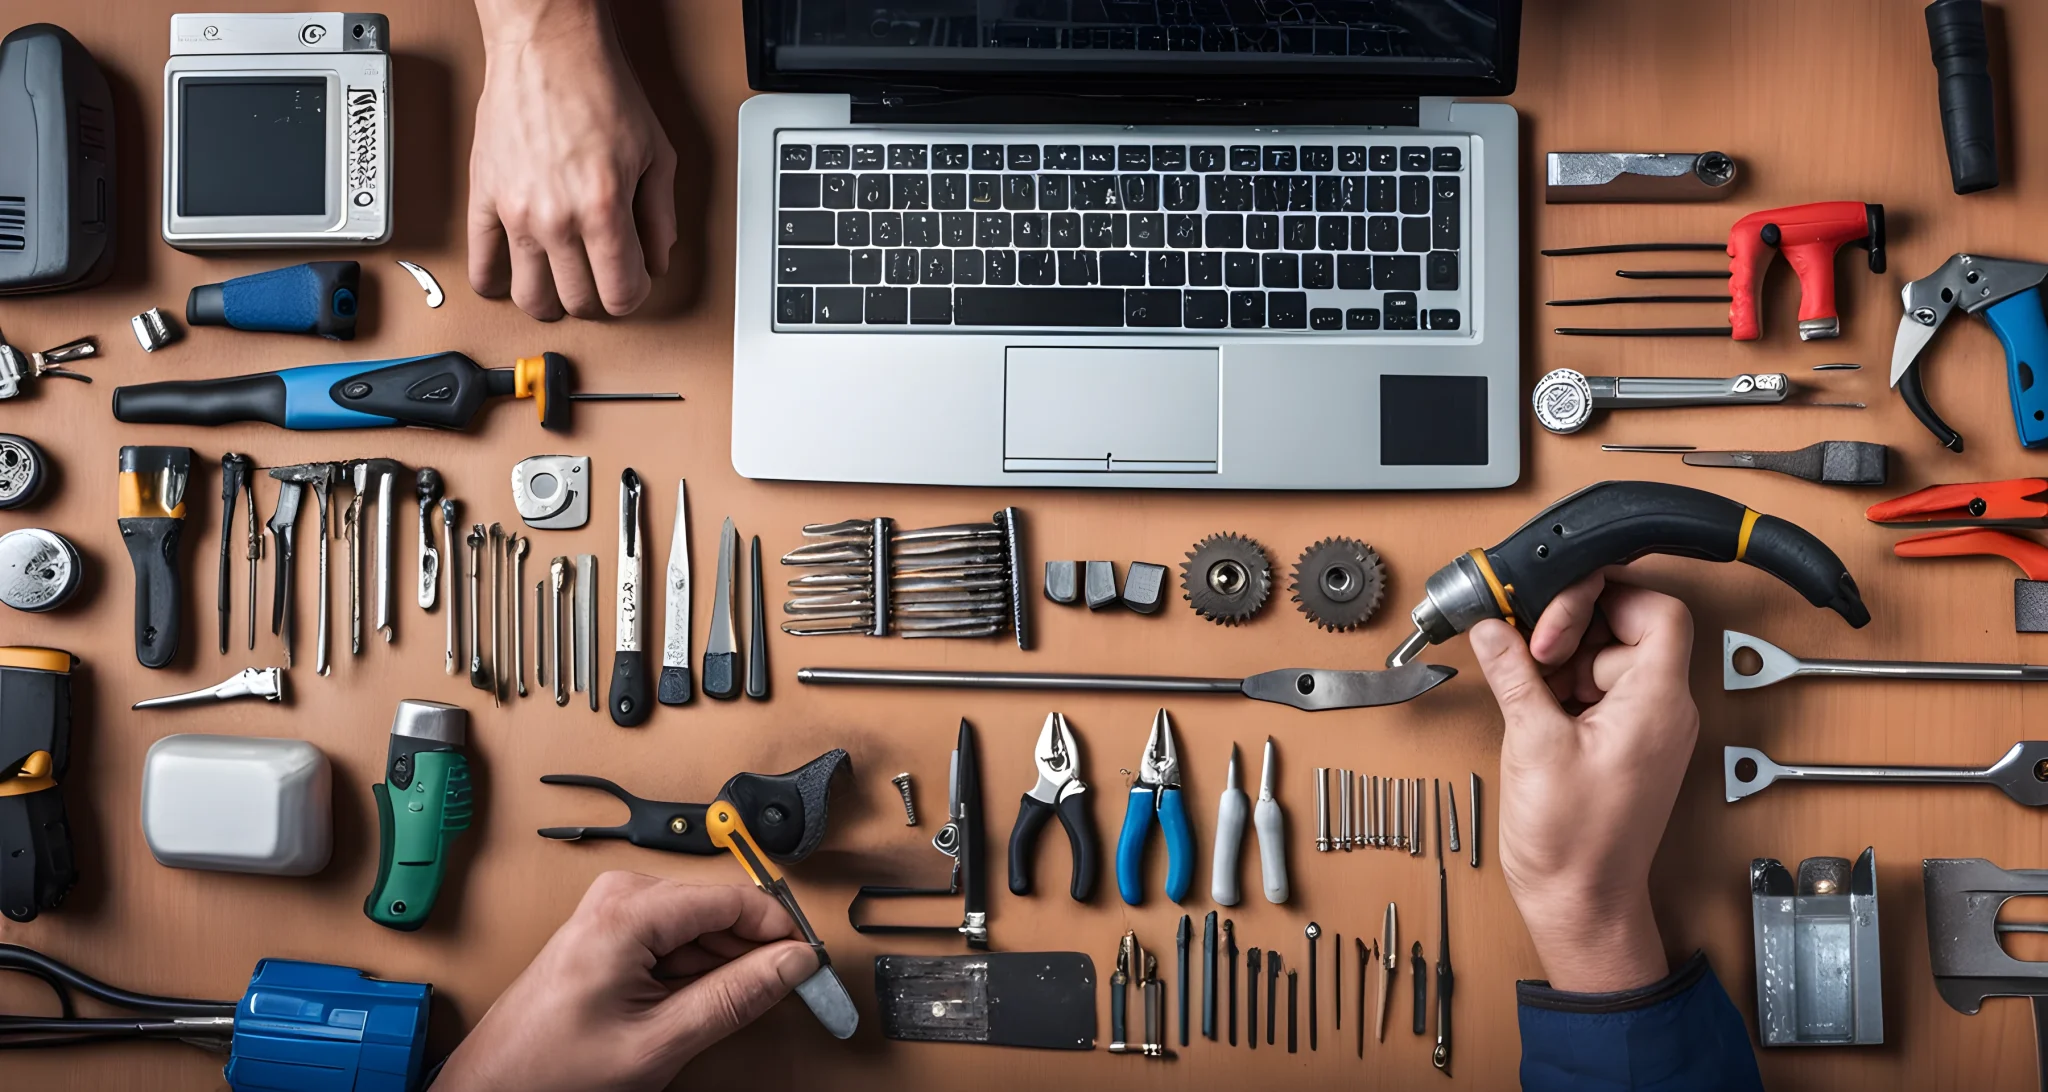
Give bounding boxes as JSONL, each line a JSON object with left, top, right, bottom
{"left": 779, "top": 210, "right": 834, "bottom": 245}
{"left": 977, "top": 212, "right": 1012, "bottom": 248}
{"left": 1255, "top": 177, "right": 1286, "bottom": 212}
{"left": 987, "top": 250, "right": 1017, "bottom": 285}
{"left": 1206, "top": 175, "right": 1254, "bottom": 211}
{"left": 969, "top": 175, "right": 1000, "bottom": 210}
{"left": 779, "top": 247, "right": 849, "bottom": 284}
{"left": 1119, "top": 146, "right": 1151, "bottom": 171}
{"left": 1057, "top": 251, "right": 1099, "bottom": 286}
{"left": 1190, "top": 252, "right": 1223, "bottom": 286}
{"left": 1149, "top": 251, "right": 1186, "bottom": 287}
{"left": 1288, "top": 177, "right": 1315, "bottom": 212}
{"left": 1102, "top": 251, "right": 1146, "bottom": 286}
{"left": 1015, "top": 213, "right": 1048, "bottom": 248}
{"left": 1368, "top": 216, "right": 1399, "bottom": 252}
{"left": 1164, "top": 174, "right": 1200, "bottom": 211}
{"left": 1050, "top": 213, "right": 1080, "bottom": 247}
{"left": 1073, "top": 175, "right": 1118, "bottom": 210}
{"left": 1186, "top": 290, "right": 1228, "bottom": 328}
{"left": 857, "top": 174, "right": 889, "bottom": 209}
{"left": 1338, "top": 146, "right": 1367, "bottom": 172}
{"left": 1019, "top": 251, "right": 1055, "bottom": 285}
{"left": 854, "top": 144, "right": 884, "bottom": 169}
{"left": 1311, "top": 307, "right": 1343, "bottom": 331}
{"left": 822, "top": 173, "right": 855, "bottom": 209}
{"left": 1338, "top": 254, "right": 1372, "bottom": 290}
{"left": 1082, "top": 213, "right": 1122, "bottom": 248}
{"left": 973, "top": 144, "right": 1004, "bottom": 170}
{"left": 816, "top": 145, "right": 849, "bottom": 170}
{"left": 1317, "top": 215, "right": 1348, "bottom": 252}
{"left": 1008, "top": 145, "right": 1040, "bottom": 171}
{"left": 955, "top": 249, "right": 984, "bottom": 285}
{"left": 886, "top": 248, "right": 919, "bottom": 284}
{"left": 1003, "top": 175, "right": 1035, "bottom": 211}
{"left": 1315, "top": 177, "right": 1343, "bottom": 213}
{"left": 1044, "top": 145, "right": 1080, "bottom": 170}
{"left": 1120, "top": 175, "right": 1160, "bottom": 211}
{"left": 1168, "top": 214, "right": 1201, "bottom": 248}
{"left": 1264, "top": 146, "right": 1296, "bottom": 172}
{"left": 1341, "top": 177, "right": 1365, "bottom": 213}
{"left": 780, "top": 173, "right": 820, "bottom": 208}
{"left": 1346, "top": 307, "right": 1381, "bottom": 330}
{"left": 1131, "top": 213, "right": 1165, "bottom": 248}
{"left": 1127, "top": 289, "right": 1179, "bottom": 327}
{"left": 1230, "top": 291, "right": 1265, "bottom": 328}
{"left": 905, "top": 212, "right": 939, "bottom": 248}
{"left": 1368, "top": 176, "right": 1395, "bottom": 213}
{"left": 1427, "top": 308, "right": 1462, "bottom": 331}
{"left": 1402, "top": 216, "right": 1431, "bottom": 253}
{"left": 1246, "top": 214, "right": 1279, "bottom": 251}
{"left": 1231, "top": 145, "right": 1261, "bottom": 171}
{"left": 1399, "top": 176, "right": 1430, "bottom": 215}
{"left": 1384, "top": 292, "right": 1419, "bottom": 330}
{"left": 1154, "top": 146, "right": 1187, "bottom": 171}
{"left": 933, "top": 174, "right": 966, "bottom": 210}
{"left": 1433, "top": 181, "right": 1461, "bottom": 249}
{"left": 851, "top": 249, "right": 881, "bottom": 284}
{"left": 1427, "top": 251, "right": 1459, "bottom": 291}
{"left": 817, "top": 286, "right": 861, "bottom": 323}
{"left": 889, "top": 144, "right": 928, "bottom": 170}
{"left": 892, "top": 175, "right": 929, "bottom": 210}
{"left": 1193, "top": 146, "right": 1226, "bottom": 172}
{"left": 934, "top": 144, "right": 969, "bottom": 170}
{"left": 1038, "top": 174, "right": 1070, "bottom": 211}
{"left": 1084, "top": 145, "right": 1115, "bottom": 170}
{"left": 865, "top": 286, "right": 908, "bottom": 324}
{"left": 1433, "top": 146, "right": 1462, "bottom": 172}
{"left": 1375, "top": 255, "right": 1421, "bottom": 291}
{"left": 1401, "top": 146, "right": 1430, "bottom": 171}
{"left": 1268, "top": 292, "right": 1306, "bottom": 330}
{"left": 1262, "top": 253, "right": 1299, "bottom": 288}
{"left": 1369, "top": 146, "right": 1396, "bottom": 171}
{"left": 921, "top": 250, "right": 952, "bottom": 285}
{"left": 778, "top": 287, "right": 813, "bottom": 323}
{"left": 911, "top": 286, "right": 951, "bottom": 324}
{"left": 836, "top": 211, "right": 870, "bottom": 247}
{"left": 872, "top": 211, "right": 901, "bottom": 247}
{"left": 1303, "top": 253, "right": 1333, "bottom": 289}
{"left": 1301, "top": 146, "right": 1333, "bottom": 172}
{"left": 1225, "top": 253, "right": 1259, "bottom": 287}
{"left": 943, "top": 212, "right": 974, "bottom": 247}
{"left": 1284, "top": 215, "right": 1315, "bottom": 251}
{"left": 956, "top": 287, "right": 1124, "bottom": 326}
{"left": 1204, "top": 214, "right": 1244, "bottom": 249}
{"left": 1351, "top": 216, "right": 1368, "bottom": 251}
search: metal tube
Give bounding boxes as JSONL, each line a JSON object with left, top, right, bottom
{"left": 1315, "top": 768, "right": 1330, "bottom": 853}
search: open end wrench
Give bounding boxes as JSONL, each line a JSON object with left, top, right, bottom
{"left": 1724, "top": 629, "right": 2048, "bottom": 690}
{"left": 513, "top": 535, "right": 529, "bottom": 697}
{"left": 441, "top": 498, "right": 459, "bottom": 675}
{"left": 467, "top": 525, "right": 489, "bottom": 691}
{"left": 1726, "top": 741, "right": 2048, "bottom": 805}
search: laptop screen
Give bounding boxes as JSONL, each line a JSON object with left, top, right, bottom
{"left": 746, "top": 0, "right": 1520, "bottom": 99}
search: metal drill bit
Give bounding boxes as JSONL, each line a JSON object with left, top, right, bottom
{"left": 1315, "top": 768, "right": 1330, "bottom": 852}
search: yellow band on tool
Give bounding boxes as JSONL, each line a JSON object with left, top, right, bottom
{"left": 0, "top": 750, "right": 55, "bottom": 797}
{"left": 1467, "top": 549, "right": 1517, "bottom": 627}
{"left": 1736, "top": 509, "right": 1761, "bottom": 561}
{"left": 706, "top": 803, "right": 783, "bottom": 886}
{"left": 513, "top": 355, "right": 549, "bottom": 423}
{"left": 0, "top": 647, "right": 72, "bottom": 673}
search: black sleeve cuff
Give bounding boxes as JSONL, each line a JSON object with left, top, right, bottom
{"left": 1515, "top": 949, "right": 1709, "bottom": 1015}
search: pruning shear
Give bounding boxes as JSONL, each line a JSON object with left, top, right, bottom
{"left": 535, "top": 750, "right": 850, "bottom": 863}
{"left": 1116, "top": 708, "right": 1194, "bottom": 905}
{"left": 1869, "top": 479, "right": 2048, "bottom": 632}
{"left": 1007, "top": 712, "right": 1098, "bottom": 901}
{"left": 1891, "top": 254, "right": 2048, "bottom": 452}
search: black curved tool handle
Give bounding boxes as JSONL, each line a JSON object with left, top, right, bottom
{"left": 114, "top": 375, "right": 289, "bottom": 428}
{"left": 658, "top": 664, "right": 693, "bottom": 705}
{"left": 1008, "top": 793, "right": 1054, "bottom": 896}
{"left": 608, "top": 649, "right": 651, "bottom": 726}
{"left": 0, "top": 788, "right": 75, "bottom": 923}
{"left": 121, "top": 517, "right": 183, "bottom": 668}
{"left": 536, "top": 774, "right": 710, "bottom": 854}
{"left": 1487, "top": 481, "right": 1870, "bottom": 630}
{"left": 1898, "top": 361, "right": 1966, "bottom": 452}
{"left": 1058, "top": 790, "right": 1098, "bottom": 902}
{"left": 702, "top": 650, "right": 739, "bottom": 701}
{"left": 1927, "top": 0, "right": 1999, "bottom": 194}
{"left": 1412, "top": 948, "right": 1427, "bottom": 1035}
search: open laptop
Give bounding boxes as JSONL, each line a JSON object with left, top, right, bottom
{"left": 733, "top": 1, "right": 1521, "bottom": 490}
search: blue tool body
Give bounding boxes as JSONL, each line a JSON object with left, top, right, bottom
{"left": 223, "top": 959, "right": 431, "bottom": 1092}
{"left": 113, "top": 351, "right": 506, "bottom": 431}
{"left": 1116, "top": 784, "right": 1193, "bottom": 905}
{"left": 189, "top": 262, "right": 360, "bottom": 339}
{"left": 1983, "top": 287, "right": 2048, "bottom": 447}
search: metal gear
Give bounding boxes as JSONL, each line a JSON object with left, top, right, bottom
{"left": 1180, "top": 533, "right": 1272, "bottom": 625}
{"left": 1290, "top": 537, "right": 1386, "bottom": 632}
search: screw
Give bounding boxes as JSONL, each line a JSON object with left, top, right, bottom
{"left": 891, "top": 772, "right": 918, "bottom": 825}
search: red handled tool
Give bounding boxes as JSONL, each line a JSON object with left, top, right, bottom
{"left": 1871, "top": 479, "right": 2048, "bottom": 630}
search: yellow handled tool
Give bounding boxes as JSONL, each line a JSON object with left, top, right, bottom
{"left": 706, "top": 802, "right": 859, "bottom": 1039}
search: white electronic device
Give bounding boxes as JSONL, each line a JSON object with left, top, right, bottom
{"left": 141, "top": 734, "right": 332, "bottom": 876}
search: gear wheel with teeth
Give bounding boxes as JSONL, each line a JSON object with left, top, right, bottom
{"left": 1290, "top": 537, "right": 1386, "bottom": 632}
{"left": 1180, "top": 533, "right": 1273, "bottom": 625}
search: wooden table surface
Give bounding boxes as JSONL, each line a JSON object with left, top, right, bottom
{"left": 3, "top": 0, "right": 2045, "bottom": 1087}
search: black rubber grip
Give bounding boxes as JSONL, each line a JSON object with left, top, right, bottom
{"left": 1898, "top": 360, "right": 1966, "bottom": 452}
{"left": 702, "top": 650, "right": 739, "bottom": 700}
{"left": 657, "top": 663, "right": 693, "bottom": 705}
{"left": 0, "top": 789, "right": 75, "bottom": 923}
{"left": 120, "top": 516, "right": 184, "bottom": 668}
{"left": 1412, "top": 948, "right": 1427, "bottom": 1035}
{"left": 1058, "top": 790, "right": 1097, "bottom": 901}
{"left": 1486, "top": 481, "right": 1870, "bottom": 630}
{"left": 608, "top": 650, "right": 651, "bottom": 726}
{"left": 113, "top": 375, "right": 289, "bottom": 428}
{"left": 1927, "top": 0, "right": 1999, "bottom": 194}
{"left": 746, "top": 537, "right": 769, "bottom": 700}
{"left": 1008, "top": 794, "right": 1053, "bottom": 896}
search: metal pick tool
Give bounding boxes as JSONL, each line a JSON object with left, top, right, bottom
{"left": 134, "top": 667, "right": 284, "bottom": 709}
{"left": 796, "top": 660, "right": 1454, "bottom": 712}
{"left": 1725, "top": 741, "right": 2048, "bottom": 805}
{"left": 1723, "top": 629, "right": 2048, "bottom": 690}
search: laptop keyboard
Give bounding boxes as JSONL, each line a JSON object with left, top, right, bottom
{"left": 772, "top": 131, "right": 1470, "bottom": 333}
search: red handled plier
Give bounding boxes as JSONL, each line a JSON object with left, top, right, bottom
{"left": 1869, "top": 479, "right": 2048, "bottom": 630}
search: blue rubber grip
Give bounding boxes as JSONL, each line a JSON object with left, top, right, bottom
{"left": 224, "top": 264, "right": 335, "bottom": 332}
{"left": 1116, "top": 785, "right": 1155, "bottom": 906}
{"left": 278, "top": 359, "right": 415, "bottom": 429}
{"left": 1157, "top": 787, "right": 1193, "bottom": 903}
{"left": 1985, "top": 287, "right": 2048, "bottom": 447}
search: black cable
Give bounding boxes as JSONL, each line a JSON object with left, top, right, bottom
{"left": 0, "top": 945, "right": 234, "bottom": 1017}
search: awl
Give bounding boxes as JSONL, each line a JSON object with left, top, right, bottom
{"left": 1601, "top": 441, "right": 1888, "bottom": 486}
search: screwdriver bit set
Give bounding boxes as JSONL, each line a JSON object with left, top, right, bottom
{"left": 780, "top": 507, "right": 1029, "bottom": 647}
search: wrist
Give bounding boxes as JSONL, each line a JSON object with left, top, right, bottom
{"left": 1515, "top": 886, "right": 1668, "bottom": 994}
{"left": 475, "top": 0, "right": 607, "bottom": 50}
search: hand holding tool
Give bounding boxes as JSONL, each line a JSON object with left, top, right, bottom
{"left": 111, "top": 351, "right": 680, "bottom": 433}
{"left": 1433, "top": 780, "right": 1453, "bottom": 1073}
{"left": 133, "top": 667, "right": 283, "bottom": 710}
{"left": 703, "top": 518, "right": 741, "bottom": 700}
{"left": 1247, "top": 947, "right": 1260, "bottom": 1051}
{"left": 606, "top": 470, "right": 650, "bottom": 725}
{"left": 1116, "top": 709, "right": 1193, "bottom": 905}
{"left": 850, "top": 718, "right": 988, "bottom": 949}
{"left": 118, "top": 447, "right": 192, "bottom": 669}
{"left": 440, "top": 498, "right": 459, "bottom": 675}
{"left": 798, "top": 660, "right": 1453, "bottom": 712}
{"left": 1727, "top": 741, "right": 2048, "bottom": 806}
{"left": 747, "top": 536, "right": 769, "bottom": 699}
{"left": 1377, "top": 902, "right": 1397, "bottom": 1042}
{"left": 1601, "top": 441, "right": 1887, "bottom": 486}
{"left": 217, "top": 453, "right": 254, "bottom": 654}
{"left": 365, "top": 700, "right": 472, "bottom": 931}
{"left": 1388, "top": 481, "right": 1870, "bottom": 668}
{"left": 1203, "top": 911, "right": 1217, "bottom": 1041}
{"left": 1210, "top": 743, "right": 1249, "bottom": 905}
{"left": 1545, "top": 151, "right": 1737, "bottom": 203}
{"left": 1725, "top": 628, "right": 2048, "bottom": 690}
{"left": 659, "top": 480, "right": 693, "bottom": 706}
{"left": 705, "top": 800, "right": 859, "bottom": 1039}
{"left": 1177, "top": 914, "right": 1190, "bottom": 1047}
{"left": 1255, "top": 737, "right": 1288, "bottom": 903}
{"left": 0, "top": 648, "right": 77, "bottom": 922}
{"left": 416, "top": 469, "right": 441, "bottom": 611}
{"left": 1891, "top": 255, "right": 2048, "bottom": 450}
{"left": 1306, "top": 921, "right": 1319, "bottom": 1050}
{"left": 1007, "top": 712, "right": 1097, "bottom": 901}
{"left": 537, "top": 751, "right": 849, "bottom": 861}
{"left": 1927, "top": 0, "right": 1998, "bottom": 194}
{"left": 186, "top": 261, "right": 360, "bottom": 339}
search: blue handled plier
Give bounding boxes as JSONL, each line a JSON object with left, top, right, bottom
{"left": 1116, "top": 708, "right": 1194, "bottom": 905}
{"left": 1892, "top": 254, "right": 2048, "bottom": 452}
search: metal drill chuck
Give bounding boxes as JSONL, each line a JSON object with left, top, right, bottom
{"left": 1387, "top": 554, "right": 1499, "bottom": 668}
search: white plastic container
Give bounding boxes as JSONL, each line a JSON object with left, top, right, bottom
{"left": 141, "top": 734, "right": 331, "bottom": 875}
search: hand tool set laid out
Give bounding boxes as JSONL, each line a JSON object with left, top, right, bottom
{"left": 780, "top": 508, "right": 1029, "bottom": 645}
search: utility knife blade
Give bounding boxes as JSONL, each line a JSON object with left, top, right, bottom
{"left": 660, "top": 480, "right": 693, "bottom": 704}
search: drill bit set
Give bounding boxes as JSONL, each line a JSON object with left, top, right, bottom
{"left": 1313, "top": 770, "right": 1482, "bottom": 868}
{"left": 780, "top": 507, "right": 1030, "bottom": 648}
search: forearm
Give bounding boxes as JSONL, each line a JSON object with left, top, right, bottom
{"left": 473, "top": 0, "right": 606, "bottom": 48}
{"left": 1515, "top": 886, "right": 1669, "bottom": 994}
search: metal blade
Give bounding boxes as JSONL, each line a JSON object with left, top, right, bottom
{"left": 707, "top": 517, "right": 738, "bottom": 656}
{"left": 1890, "top": 287, "right": 1940, "bottom": 388}
{"left": 1237, "top": 662, "right": 1457, "bottom": 711}
{"left": 615, "top": 471, "right": 643, "bottom": 653}
{"left": 793, "top": 963, "right": 860, "bottom": 1039}
{"left": 663, "top": 480, "right": 691, "bottom": 670}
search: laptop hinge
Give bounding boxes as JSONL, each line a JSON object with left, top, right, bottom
{"left": 849, "top": 93, "right": 1419, "bottom": 128}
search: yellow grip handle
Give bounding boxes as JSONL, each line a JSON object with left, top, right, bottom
{"left": 705, "top": 801, "right": 782, "bottom": 888}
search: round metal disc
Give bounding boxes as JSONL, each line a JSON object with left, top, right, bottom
{"left": 1180, "top": 532, "right": 1272, "bottom": 625}
{"left": 0, "top": 527, "right": 81, "bottom": 613}
{"left": 1290, "top": 537, "right": 1386, "bottom": 632}
{"left": 0, "top": 435, "right": 46, "bottom": 509}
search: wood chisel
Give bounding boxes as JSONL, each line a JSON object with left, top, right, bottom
{"left": 607, "top": 469, "right": 650, "bottom": 727}
{"left": 118, "top": 446, "right": 191, "bottom": 669}
{"left": 658, "top": 479, "right": 692, "bottom": 706}
{"left": 703, "top": 518, "right": 741, "bottom": 700}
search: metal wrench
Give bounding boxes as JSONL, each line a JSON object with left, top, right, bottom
{"left": 513, "top": 535, "right": 529, "bottom": 697}
{"left": 467, "top": 525, "right": 488, "bottom": 692}
{"left": 1724, "top": 629, "right": 2048, "bottom": 690}
{"left": 417, "top": 469, "right": 442, "bottom": 611}
{"left": 1726, "top": 742, "right": 2048, "bottom": 805}
{"left": 375, "top": 463, "right": 398, "bottom": 642}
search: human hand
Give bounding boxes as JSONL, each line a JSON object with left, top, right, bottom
{"left": 435, "top": 872, "right": 819, "bottom": 1092}
{"left": 468, "top": 0, "right": 677, "bottom": 320}
{"left": 1468, "top": 569, "right": 1698, "bottom": 993}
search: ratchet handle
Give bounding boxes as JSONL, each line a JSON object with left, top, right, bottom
{"left": 1486, "top": 481, "right": 1870, "bottom": 630}
{"left": 1927, "top": 0, "right": 1999, "bottom": 194}
{"left": 608, "top": 649, "right": 651, "bottom": 726}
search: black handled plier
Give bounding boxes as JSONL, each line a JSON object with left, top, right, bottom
{"left": 1007, "top": 711, "right": 1098, "bottom": 901}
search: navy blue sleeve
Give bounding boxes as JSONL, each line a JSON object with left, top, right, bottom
{"left": 1517, "top": 951, "right": 1763, "bottom": 1092}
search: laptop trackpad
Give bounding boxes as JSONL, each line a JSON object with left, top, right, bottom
{"left": 1003, "top": 347, "right": 1220, "bottom": 473}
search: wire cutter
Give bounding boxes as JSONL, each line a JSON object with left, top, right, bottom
{"left": 1891, "top": 254, "right": 2048, "bottom": 451}
{"left": 1869, "top": 479, "right": 2048, "bottom": 632}
{"left": 1116, "top": 708, "right": 1194, "bottom": 905}
{"left": 1007, "top": 712, "right": 1098, "bottom": 901}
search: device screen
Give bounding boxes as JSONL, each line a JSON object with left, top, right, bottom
{"left": 179, "top": 78, "right": 327, "bottom": 218}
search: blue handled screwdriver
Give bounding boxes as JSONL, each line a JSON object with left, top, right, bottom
{"left": 1115, "top": 708, "right": 1193, "bottom": 905}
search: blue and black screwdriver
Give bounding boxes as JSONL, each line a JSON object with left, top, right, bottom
{"left": 111, "top": 351, "right": 678, "bottom": 433}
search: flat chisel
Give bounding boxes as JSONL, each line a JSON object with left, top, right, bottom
{"left": 703, "top": 518, "right": 741, "bottom": 700}
{"left": 658, "top": 479, "right": 692, "bottom": 705}
{"left": 608, "top": 469, "right": 650, "bottom": 726}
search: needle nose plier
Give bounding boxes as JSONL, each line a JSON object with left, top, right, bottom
{"left": 1007, "top": 711, "right": 1099, "bottom": 901}
{"left": 1117, "top": 708, "right": 1194, "bottom": 905}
